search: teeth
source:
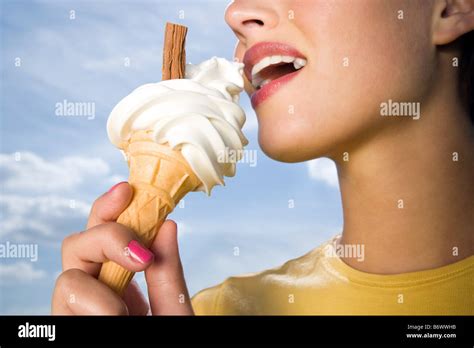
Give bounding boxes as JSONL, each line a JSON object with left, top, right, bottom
{"left": 270, "top": 56, "right": 282, "bottom": 65}
{"left": 293, "top": 58, "right": 307, "bottom": 70}
{"left": 250, "top": 55, "right": 307, "bottom": 89}
{"left": 251, "top": 57, "right": 272, "bottom": 77}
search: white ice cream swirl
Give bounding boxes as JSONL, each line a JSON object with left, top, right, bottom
{"left": 107, "top": 57, "right": 248, "bottom": 194}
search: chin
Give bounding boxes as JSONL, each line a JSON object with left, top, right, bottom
{"left": 258, "top": 128, "right": 326, "bottom": 163}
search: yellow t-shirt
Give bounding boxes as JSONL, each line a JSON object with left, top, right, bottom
{"left": 191, "top": 236, "right": 473, "bottom": 315}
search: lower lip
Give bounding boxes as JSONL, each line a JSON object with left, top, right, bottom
{"left": 250, "top": 69, "right": 302, "bottom": 109}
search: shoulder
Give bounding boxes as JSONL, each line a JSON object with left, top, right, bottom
{"left": 191, "top": 282, "right": 223, "bottom": 315}
{"left": 191, "top": 238, "right": 335, "bottom": 315}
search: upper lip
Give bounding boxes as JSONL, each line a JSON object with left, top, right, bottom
{"left": 242, "top": 42, "right": 307, "bottom": 89}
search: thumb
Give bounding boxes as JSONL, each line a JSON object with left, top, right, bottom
{"left": 145, "top": 220, "right": 194, "bottom": 315}
{"left": 87, "top": 182, "right": 133, "bottom": 229}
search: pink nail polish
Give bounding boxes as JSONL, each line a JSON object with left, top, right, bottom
{"left": 107, "top": 181, "right": 128, "bottom": 193}
{"left": 128, "top": 240, "right": 153, "bottom": 263}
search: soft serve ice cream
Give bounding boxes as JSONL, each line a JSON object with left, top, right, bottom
{"left": 107, "top": 57, "right": 248, "bottom": 194}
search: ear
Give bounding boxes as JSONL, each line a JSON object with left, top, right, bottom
{"left": 433, "top": 0, "right": 474, "bottom": 45}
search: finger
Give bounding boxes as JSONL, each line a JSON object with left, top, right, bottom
{"left": 62, "top": 222, "right": 154, "bottom": 276}
{"left": 123, "top": 280, "right": 150, "bottom": 316}
{"left": 145, "top": 220, "right": 193, "bottom": 315}
{"left": 52, "top": 268, "right": 128, "bottom": 315}
{"left": 87, "top": 182, "right": 132, "bottom": 229}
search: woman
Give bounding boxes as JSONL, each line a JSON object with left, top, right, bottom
{"left": 52, "top": 0, "right": 474, "bottom": 315}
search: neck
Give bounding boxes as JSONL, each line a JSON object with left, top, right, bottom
{"left": 334, "top": 87, "right": 474, "bottom": 274}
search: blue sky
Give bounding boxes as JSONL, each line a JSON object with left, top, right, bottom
{"left": 0, "top": 0, "right": 342, "bottom": 314}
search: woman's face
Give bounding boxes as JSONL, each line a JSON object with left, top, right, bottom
{"left": 225, "top": 0, "right": 436, "bottom": 162}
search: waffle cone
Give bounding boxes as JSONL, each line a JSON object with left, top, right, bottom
{"left": 98, "top": 130, "right": 201, "bottom": 295}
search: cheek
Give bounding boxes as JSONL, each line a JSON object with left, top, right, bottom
{"left": 308, "top": 1, "right": 433, "bottom": 108}
{"left": 256, "top": 0, "right": 434, "bottom": 161}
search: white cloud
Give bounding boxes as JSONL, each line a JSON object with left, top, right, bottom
{"left": 1, "top": 194, "right": 90, "bottom": 219}
{"left": 179, "top": 217, "right": 342, "bottom": 295}
{"left": 0, "top": 194, "right": 91, "bottom": 241}
{"left": 0, "top": 151, "right": 124, "bottom": 243}
{"left": 0, "top": 152, "right": 110, "bottom": 193}
{"left": 307, "top": 158, "right": 339, "bottom": 188}
{"left": 17, "top": 21, "right": 161, "bottom": 101}
{"left": 6, "top": 1, "right": 234, "bottom": 105}
{"left": 0, "top": 262, "right": 46, "bottom": 283}
{"left": 81, "top": 48, "right": 162, "bottom": 74}
{"left": 106, "top": 174, "right": 128, "bottom": 185}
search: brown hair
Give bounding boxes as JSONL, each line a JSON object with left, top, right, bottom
{"left": 459, "top": 31, "right": 473, "bottom": 123}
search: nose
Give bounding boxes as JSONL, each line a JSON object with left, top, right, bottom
{"left": 225, "top": 0, "right": 279, "bottom": 45}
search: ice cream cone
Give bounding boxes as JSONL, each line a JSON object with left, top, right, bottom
{"left": 101, "top": 25, "right": 247, "bottom": 296}
{"left": 98, "top": 130, "right": 201, "bottom": 295}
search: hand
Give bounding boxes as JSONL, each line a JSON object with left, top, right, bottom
{"left": 51, "top": 182, "right": 194, "bottom": 315}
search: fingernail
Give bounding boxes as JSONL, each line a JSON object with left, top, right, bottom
{"left": 127, "top": 240, "right": 153, "bottom": 264}
{"left": 107, "top": 181, "right": 128, "bottom": 193}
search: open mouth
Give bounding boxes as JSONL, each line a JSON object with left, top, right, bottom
{"left": 243, "top": 42, "right": 307, "bottom": 108}
{"left": 251, "top": 55, "right": 307, "bottom": 90}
